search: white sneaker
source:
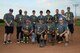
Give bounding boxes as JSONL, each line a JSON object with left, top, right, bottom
{"left": 20, "top": 41, "right": 24, "bottom": 43}
{"left": 58, "top": 41, "right": 62, "bottom": 44}
{"left": 7, "top": 40, "right": 12, "bottom": 44}
{"left": 65, "top": 43, "right": 68, "bottom": 46}
{"left": 17, "top": 41, "right": 20, "bottom": 43}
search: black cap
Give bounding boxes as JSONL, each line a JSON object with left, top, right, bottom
{"left": 9, "top": 9, "right": 13, "bottom": 12}
{"left": 46, "top": 9, "right": 50, "bottom": 13}
{"left": 32, "top": 10, "right": 35, "bottom": 12}
{"left": 19, "top": 9, "right": 22, "bottom": 12}
{"left": 40, "top": 11, "right": 43, "bottom": 13}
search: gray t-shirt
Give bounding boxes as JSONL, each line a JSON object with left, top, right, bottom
{"left": 35, "top": 23, "right": 45, "bottom": 33}
{"left": 23, "top": 15, "right": 30, "bottom": 23}
{"left": 15, "top": 14, "right": 24, "bottom": 27}
{"left": 37, "top": 15, "right": 45, "bottom": 22}
{"left": 45, "top": 23, "right": 55, "bottom": 33}
{"left": 45, "top": 15, "right": 53, "bottom": 23}
{"left": 53, "top": 14, "right": 62, "bottom": 23}
{"left": 30, "top": 15, "right": 37, "bottom": 24}
{"left": 61, "top": 15, "right": 67, "bottom": 24}
{"left": 56, "top": 23, "right": 68, "bottom": 34}
{"left": 3, "top": 13, "right": 14, "bottom": 26}
{"left": 22, "top": 23, "right": 33, "bottom": 32}
{"left": 65, "top": 12, "right": 74, "bottom": 24}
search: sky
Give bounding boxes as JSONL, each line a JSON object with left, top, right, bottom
{"left": 0, "top": 0, "right": 80, "bottom": 19}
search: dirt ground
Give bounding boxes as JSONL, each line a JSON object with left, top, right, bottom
{"left": 0, "top": 26, "right": 80, "bottom": 53}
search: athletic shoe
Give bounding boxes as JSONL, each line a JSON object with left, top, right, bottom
{"left": 3, "top": 41, "right": 7, "bottom": 44}
{"left": 39, "top": 44, "right": 44, "bottom": 48}
{"left": 17, "top": 40, "right": 20, "bottom": 43}
{"left": 27, "top": 42, "right": 29, "bottom": 44}
{"left": 65, "top": 41, "right": 69, "bottom": 46}
{"left": 7, "top": 40, "right": 12, "bottom": 44}
{"left": 20, "top": 40, "right": 24, "bottom": 43}
{"left": 65, "top": 43, "right": 68, "bottom": 46}
{"left": 58, "top": 41, "right": 62, "bottom": 44}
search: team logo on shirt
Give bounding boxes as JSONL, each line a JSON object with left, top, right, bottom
{"left": 56, "top": 28, "right": 59, "bottom": 35}
{"left": 41, "top": 16, "right": 42, "bottom": 18}
{"left": 37, "top": 27, "right": 40, "bottom": 34}
{"left": 19, "top": 16, "right": 22, "bottom": 21}
{"left": 33, "top": 17, "right": 35, "bottom": 20}
{"left": 25, "top": 25, "right": 29, "bottom": 34}
{"left": 38, "top": 27, "right": 40, "bottom": 31}
{"left": 66, "top": 13, "right": 70, "bottom": 21}
{"left": 48, "top": 16, "right": 50, "bottom": 20}
{"left": 47, "top": 26, "right": 51, "bottom": 33}
{"left": 48, "top": 26, "right": 50, "bottom": 30}
{"left": 55, "top": 16, "right": 58, "bottom": 22}
{"left": 26, "top": 26, "right": 28, "bottom": 30}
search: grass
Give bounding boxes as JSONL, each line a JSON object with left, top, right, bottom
{"left": 75, "top": 20, "right": 80, "bottom": 26}
{"left": 0, "top": 23, "right": 5, "bottom": 26}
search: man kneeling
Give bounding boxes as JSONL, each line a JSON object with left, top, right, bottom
{"left": 22, "top": 20, "right": 33, "bottom": 43}
{"left": 56, "top": 18, "right": 69, "bottom": 46}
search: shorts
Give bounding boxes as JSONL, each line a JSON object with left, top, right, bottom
{"left": 68, "top": 24, "right": 74, "bottom": 34}
{"left": 48, "top": 34, "right": 55, "bottom": 40}
{"left": 5, "top": 26, "right": 14, "bottom": 34}
{"left": 56, "top": 34, "right": 65, "bottom": 42}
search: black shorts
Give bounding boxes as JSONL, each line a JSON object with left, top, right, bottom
{"left": 56, "top": 34, "right": 65, "bottom": 42}
{"left": 68, "top": 24, "right": 74, "bottom": 34}
{"left": 17, "top": 26, "right": 22, "bottom": 32}
{"left": 5, "top": 26, "right": 14, "bottom": 34}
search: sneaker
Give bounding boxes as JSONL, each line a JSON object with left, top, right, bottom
{"left": 58, "top": 41, "right": 62, "bottom": 44}
{"left": 20, "top": 40, "right": 24, "bottom": 43}
{"left": 65, "top": 43, "right": 69, "bottom": 46}
{"left": 3, "top": 41, "right": 7, "bottom": 44}
{"left": 27, "top": 42, "right": 29, "bottom": 44}
{"left": 17, "top": 40, "right": 20, "bottom": 43}
{"left": 7, "top": 40, "right": 12, "bottom": 44}
{"left": 39, "top": 44, "right": 44, "bottom": 48}
{"left": 65, "top": 41, "right": 69, "bottom": 46}
{"left": 23, "top": 42, "right": 26, "bottom": 43}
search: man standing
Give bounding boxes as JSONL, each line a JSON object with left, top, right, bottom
{"left": 45, "top": 10, "right": 53, "bottom": 23}
{"left": 30, "top": 10, "right": 37, "bottom": 43}
{"left": 15, "top": 9, "right": 24, "bottom": 43}
{"left": 35, "top": 19, "right": 45, "bottom": 47}
{"left": 45, "top": 18, "right": 55, "bottom": 45}
{"left": 37, "top": 11, "right": 45, "bottom": 23}
{"left": 56, "top": 18, "right": 69, "bottom": 46}
{"left": 22, "top": 20, "right": 33, "bottom": 43}
{"left": 65, "top": 7, "right": 74, "bottom": 40}
{"left": 23, "top": 11, "right": 31, "bottom": 24}
{"left": 3, "top": 9, "right": 14, "bottom": 44}
{"left": 54, "top": 9, "right": 62, "bottom": 24}
{"left": 61, "top": 10, "right": 67, "bottom": 24}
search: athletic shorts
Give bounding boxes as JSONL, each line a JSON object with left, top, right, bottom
{"left": 48, "top": 34, "right": 55, "bottom": 40}
{"left": 5, "top": 26, "right": 14, "bottom": 34}
{"left": 56, "top": 34, "right": 65, "bottom": 42}
{"left": 68, "top": 24, "right": 74, "bottom": 34}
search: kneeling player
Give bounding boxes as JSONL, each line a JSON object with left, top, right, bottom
{"left": 22, "top": 20, "right": 33, "bottom": 43}
{"left": 35, "top": 19, "right": 46, "bottom": 47}
{"left": 45, "top": 18, "right": 55, "bottom": 45}
{"left": 56, "top": 18, "right": 69, "bottom": 46}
